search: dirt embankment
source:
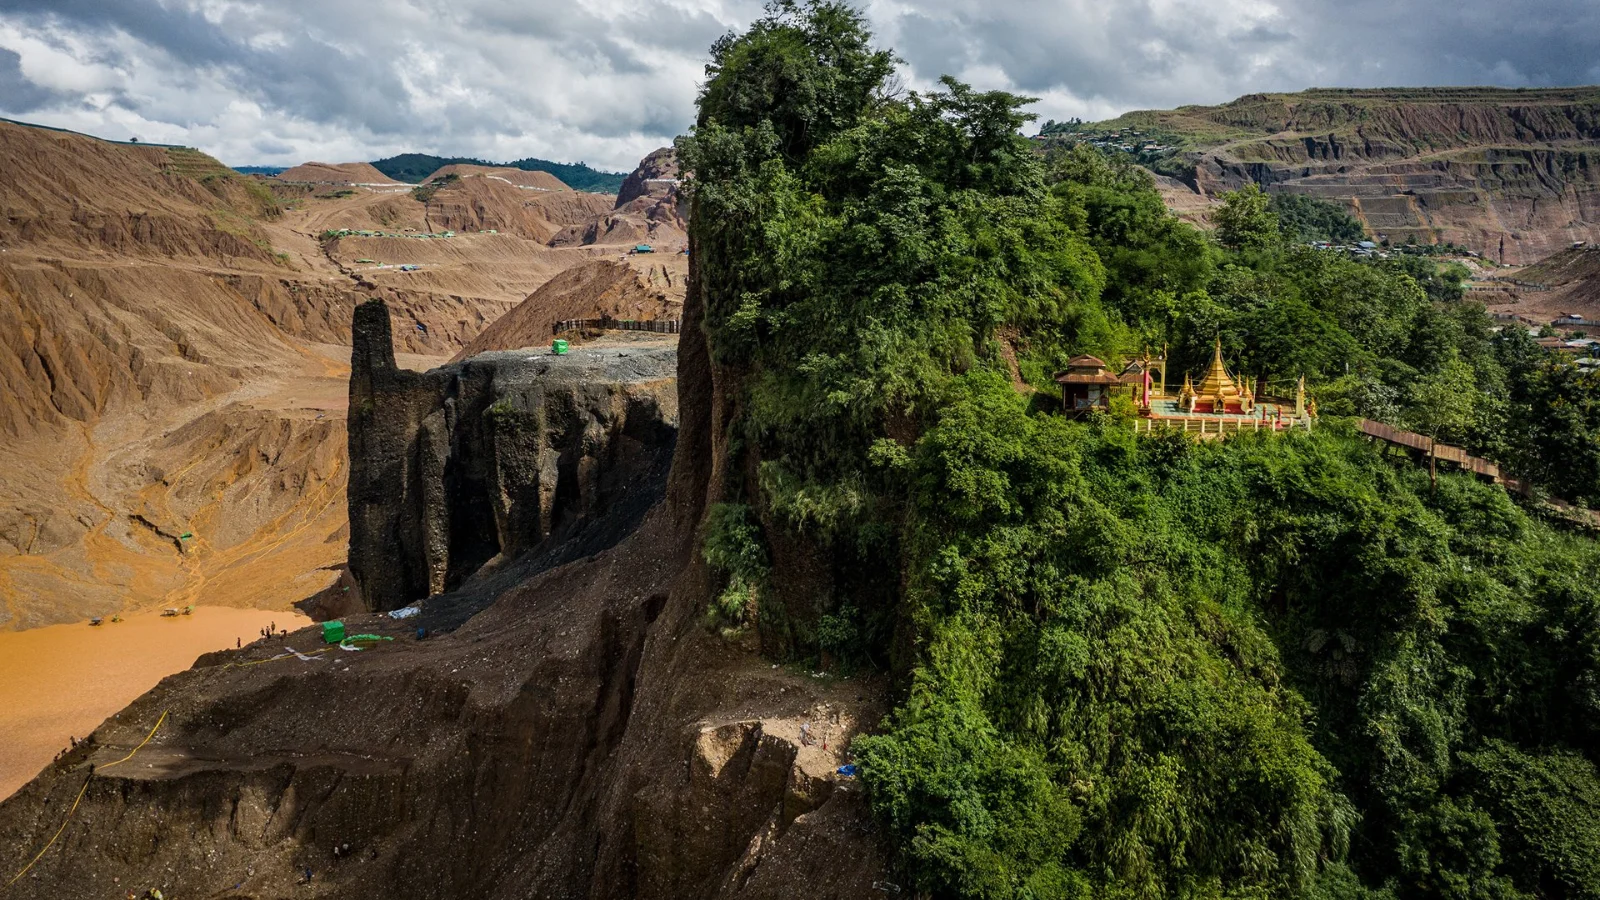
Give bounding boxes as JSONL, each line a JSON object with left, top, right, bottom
{"left": 551, "top": 147, "right": 688, "bottom": 250}
{"left": 1479, "top": 244, "right": 1600, "bottom": 324}
{"left": 0, "top": 122, "right": 457, "bottom": 630}
{"left": 420, "top": 174, "right": 614, "bottom": 241}
{"left": 422, "top": 163, "right": 570, "bottom": 191}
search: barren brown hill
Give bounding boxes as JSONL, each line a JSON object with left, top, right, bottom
{"left": 0, "top": 124, "right": 279, "bottom": 262}
{"left": 421, "top": 175, "right": 613, "bottom": 241}
{"left": 1481, "top": 245, "right": 1600, "bottom": 323}
{"left": 0, "top": 272, "right": 891, "bottom": 900}
{"left": 450, "top": 259, "right": 683, "bottom": 361}
{"left": 1094, "top": 87, "right": 1600, "bottom": 263}
{"left": 0, "top": 122, "right": 379, "bottom": 632}
{"left": 422, "top": 163, "right": 570, "bottom": 191}
{"left": 275, "top": 161, "right": 396, "bottom": 184}
{"left": 0, "top": 134, "right": 696, "bottom": 633}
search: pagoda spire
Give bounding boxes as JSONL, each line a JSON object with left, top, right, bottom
{"left": 1196, "top": 338, "right": 1241, "bottom": 401}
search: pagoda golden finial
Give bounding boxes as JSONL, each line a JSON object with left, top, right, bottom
{"left": 1196, "top": 338, "right": 1241, "bottom": 404}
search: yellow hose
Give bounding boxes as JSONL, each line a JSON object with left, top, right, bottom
{"left": 6, "top": 709, "right": 168, "bottom": 887}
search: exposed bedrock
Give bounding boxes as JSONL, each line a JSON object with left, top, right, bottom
{"left": 346, "top": 299, "right": 678, "bottom": 611}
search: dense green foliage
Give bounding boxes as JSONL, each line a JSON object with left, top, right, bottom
{"left": 1215, "top": 183, "right": 1283, "bottom": 252}
{"left": 683, "top": 4, "right": 1600, "bottom": 897}
{"left": 1497, "top": 331, "right": 1600, "bottom": 506}
{"left": 369, "top": 152, "right": 625, "bottom": 192}
{"left": 1270, "top": 193, "right": 1367, "bottom": 244}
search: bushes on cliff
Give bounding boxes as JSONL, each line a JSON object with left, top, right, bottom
{"left": 684, "top": 4, "right": 1600, "bottom": 897}
{"left": 702, "top": 502, "right": 769, "bottom": 627}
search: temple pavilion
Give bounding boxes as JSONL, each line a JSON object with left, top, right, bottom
{"left": 1055, "top": 340, "right": 1315, "bottom": 435}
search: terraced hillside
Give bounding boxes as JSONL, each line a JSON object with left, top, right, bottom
{"left": 1087, "top": 87, "right": 1600, "bottom": 262}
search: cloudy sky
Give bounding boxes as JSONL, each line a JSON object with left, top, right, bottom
{"left": 0, "top": 0, "right": 1596, "bottom": 172}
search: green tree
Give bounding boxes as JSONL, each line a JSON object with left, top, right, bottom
{"left": 684, "top": 11, "right": 1600, "bottom": 898}
{"left": 1270, "top": 192, "right": 1367, "bottom": 243}
{"left": 1215, "top": 182, "right": 1282, "bottom": 252}
{"left": 1408, "top": 354, "right": 1477, "bottom": 490}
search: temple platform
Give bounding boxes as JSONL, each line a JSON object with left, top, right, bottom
{"left": 1139, "top": 398, "right": 1312, "bottom": 435}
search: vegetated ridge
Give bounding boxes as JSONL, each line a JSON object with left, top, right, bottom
{"left": 372, "top": 152, "right": 627, "bottom": 192}
{"left": 1049, "top": 86, "right": 1600, "bottom": 263}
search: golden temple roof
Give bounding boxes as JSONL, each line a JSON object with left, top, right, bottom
{"left": 1195, "top": 339, "right": 1243, "bottom": 401}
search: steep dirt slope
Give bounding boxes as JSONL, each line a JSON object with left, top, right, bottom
{"left": 0, "top": 122, "right": 428, "bottom": 630}
{"left": 0, "top": 132, "right": 693, "bottom": 630}
{"left": 420, "top": 174, "right": 614, "bottom": 241}
{"left": 450, "top": 259, "right": 684, "bottom": 360}
{"left": 275, "top": 161, "right": 397, "bottom": 184}
{"left": 1481, "top": 244, "right": 1600, "bottom": 322}
{"left": 1101, "top": 88, "right": 1600, "bottom": 262}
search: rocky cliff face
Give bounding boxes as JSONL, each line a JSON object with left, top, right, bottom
{"left": 614, "top": 147, "right": 681, "bottom": 208}
{"left": 346, "top": 299, "right": 678, "bottom": 611}
{"left": 550, "top": 148, "right": 687, "bottom": 249}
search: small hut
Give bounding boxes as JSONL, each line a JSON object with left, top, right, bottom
{"left": 1055, "top": 355, "right": 1123, "bottom": 415}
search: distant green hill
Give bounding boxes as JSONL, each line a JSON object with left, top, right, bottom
{"left": 369, "top": 153, "right": 626, "bottom": 193}
{"left": 231, "top": 165, "right": 287, "bottom": 176}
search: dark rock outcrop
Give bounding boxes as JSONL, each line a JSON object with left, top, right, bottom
{"left": 548, "top": 148, "right": 687, "bottom": 249}
{"left": 347, "top": 299, "right": 677, "bottom": 611}
{"left": 614, "top": 147, "right": 681, "bottom": 209}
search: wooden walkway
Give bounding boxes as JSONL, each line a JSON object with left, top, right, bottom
{"left": 1357, "top": 419, "right": 1504, "bottom": 481}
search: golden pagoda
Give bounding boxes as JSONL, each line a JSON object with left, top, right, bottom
{"left": 1178, "top": 339, "right": 1255, "bottom": 414}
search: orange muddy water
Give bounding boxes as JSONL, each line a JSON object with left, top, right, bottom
{"left": 0, "top": 606, "right": 309, "bottom": 799}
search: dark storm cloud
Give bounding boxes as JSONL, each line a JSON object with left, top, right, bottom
{"left": 0, "top": 46, "right": 60, "bottom": 112}
{"left": 0, "top": 0, "right": 1590, "bottom": 169}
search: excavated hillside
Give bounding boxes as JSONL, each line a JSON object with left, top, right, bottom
{"left": 1100, "top": 87, "right": 1600, "bottom": 262}
{"left": 0, "top": 122, "right": 676, "bottom": 632}
{"left": 451, "top": 259, "right": 685, "bottom": 362}
{"left": 0, "top": 120, "right": 367, "bottom": 631}
{"left": 1479, "top": 244, "right": 1600, "bottom": 322}
{"left": 420, "top": 174, "right": 615, "bottom": 242}
{"left": 0, "top": 272, "right": 892, "bottom": 900}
